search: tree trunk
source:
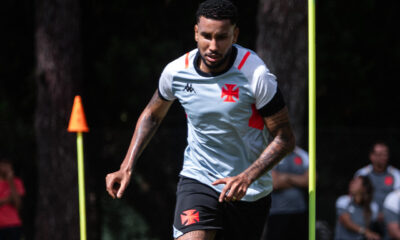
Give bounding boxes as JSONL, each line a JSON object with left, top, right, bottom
{"left": 256, "top": 0, "right": 308, "bottom": 147}
{"left": 34, "top": 0, "right": 82, "bottom": 239}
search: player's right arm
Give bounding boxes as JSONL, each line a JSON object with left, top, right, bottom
{"left": 105, "top": 90, "right": 174, "bottom": 199}
{"left": 339, "top": 212, "right": 381, "bottom": 240}
{"left": 387, "top": 223, "right": 400, "bottom": 240}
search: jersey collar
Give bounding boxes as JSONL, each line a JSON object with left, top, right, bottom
{"left": 194, "top": 46, "right": 238, "bottom": 77}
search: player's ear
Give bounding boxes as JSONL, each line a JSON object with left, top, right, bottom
{"left": 233, "top": 27, "right": 239, "bottom": 44}
{"left": 194, "top": 25, "right": 199, "bottom": 42}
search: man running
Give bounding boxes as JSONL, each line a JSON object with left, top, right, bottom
{"left": 106, "top": 0, "right": 295, "bottom": 239}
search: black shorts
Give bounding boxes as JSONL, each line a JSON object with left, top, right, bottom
{"left": 173, "top": 176, "right": 271, "bottom": 239}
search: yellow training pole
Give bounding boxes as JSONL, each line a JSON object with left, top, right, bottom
{"left": 68, "top": 95, "right": 90, "bottom": 240}
{"left": 308, "top": 0, "right": 317, "bottom": 239}
{"left": 77, "top": 132, "right": 87, "bottom": 240}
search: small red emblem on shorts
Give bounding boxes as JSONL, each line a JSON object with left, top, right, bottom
{"left": 180, "top": 209, "right": 199, "bottom": 226}
{"left": 385, "top": 176, "right": 394, "bottom": 186}
{"left": 221, "top": 84, "right": 239, "bottom": 102}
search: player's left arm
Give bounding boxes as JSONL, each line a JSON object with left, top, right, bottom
{"left": 213, "top": 107, "right": 295, "bottom": 202}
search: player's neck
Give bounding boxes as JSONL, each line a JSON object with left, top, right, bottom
{"left": 195, "top": 46, "right": 237, "bottom": 77}
{"left": 199, "top": 51, "right": 231, "bottom": 74}
{"left": 373, "top": 164, "right": 387, "bottom": 173}
{"left": 352, "top": 194, "right": 363, "bottom": 205}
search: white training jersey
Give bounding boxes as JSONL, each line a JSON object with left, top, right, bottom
{"left": 270, "top": 146, "right": 309, "bottom": 214}
{"left": 355, "top": 164, "right": 400, "bottom": 210}
{"left": 383, "top": 189, "right": 400, "bottom": 224}
{"left": 159, "top": 44, "right": 280, "bottom": 201}
{"left": 334, "top": 195, "right": 379, "bottom": 240}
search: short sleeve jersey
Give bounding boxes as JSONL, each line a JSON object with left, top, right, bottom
{"left": 158, "top": 44, "right": 281, "bottom": 201}
{"left": 270, "top": 146, "right": 309, "bottom": 215}
{"left": 334, "top": 195, "right": 379, "bottom": 240}
{"left": 0, "top": 177, "right": 25, "bottom": 228}
{"left": 354, "top": 165, "right": 400, "bottom": 210}
{"left": 383, "top": 189, "right": 400, "bottom": 225}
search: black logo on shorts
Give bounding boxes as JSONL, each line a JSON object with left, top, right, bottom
{"left": 183, "top": 83, "right": 196, "bottom": 94}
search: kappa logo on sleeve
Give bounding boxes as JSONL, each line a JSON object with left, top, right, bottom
{"left": 180, "top": 209, "right": 200, "bottom": 226}
{"left": 221, "top": 84, "right": 239, "bottom": 102}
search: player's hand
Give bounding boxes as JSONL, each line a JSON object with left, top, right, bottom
{"left": 105, "top": 169, "right": 132, "bottom": 199}
{"left": 365, "top": 230, "right": 381, "bottom": 240}
{"left": 212, "top": 173, "right": 252, "bottom": 202}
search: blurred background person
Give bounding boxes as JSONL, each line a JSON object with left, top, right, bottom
{"left": 334, "top": 175, "right": 381, "bottom": 240}
{"left": 383, "top": 189, "right": 400, "bottom": 240}
{"left": 355, "top": 141, "right": 400, "bottom": 237}
{"left": 0, "top": 157, "right": 25, "bottom": 240}
{"left": 262, "top": 146, "right": 309, "bottom": 240}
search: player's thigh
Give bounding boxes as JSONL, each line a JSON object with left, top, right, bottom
{"left": 264, "top": 214, "right": 291, "bottom": 239}
{"left": 221, "top": 195, "right": 270, "bottom": 240}
{"left": 176, "top": 229, "right": 217, "bottom": 240}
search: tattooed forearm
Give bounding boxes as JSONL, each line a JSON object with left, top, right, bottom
{"left": 127, "top": 111, "right": 161, "bottom": 164}
{"left": 120, "top": 90, "right": 173, "bottom": 171}
{"left": 243, "top": 107, "right": 295, "bottom": 183}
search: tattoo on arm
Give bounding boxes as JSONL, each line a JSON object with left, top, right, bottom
{"left": 243, "top": 107, "right": 295, "bottom": 183}
{"left": 121, "top": 90, "right": 173, "bottom": 170}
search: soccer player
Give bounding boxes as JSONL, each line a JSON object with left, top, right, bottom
{"left": 262, "top": 146, "right": 309, "bottom": 240}
{"left": 0, "top": 158, "right": 25, "bottom": 240}
{"left": 383, "top": 189, "right": 400, "bottom": 239}
{"left": 354, "top": 141, "right": 400, "bottom": 237}
{"left": 105, "top": 0, "right": 295, "bottom": 239}
{"left": 334, "top": 176, "right": 381, "bottom": 240}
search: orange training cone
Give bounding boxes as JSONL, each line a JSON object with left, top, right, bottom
{"left": 68, "top": 95, "right": 89, "bottom": 132}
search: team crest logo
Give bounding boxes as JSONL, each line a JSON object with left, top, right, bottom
{"left": 294, "top": 156, "right": 303, "bottom": 165}
{"left": 385, "top": 176, "right": 394, "bottom": 186}
{"left": 180, "top": 209, "right": 199, "bottom": 226}
{"left": 221, "top": 84, "right": 239, "bottom": 102}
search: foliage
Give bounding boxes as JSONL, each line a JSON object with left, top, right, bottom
{"left": 101, "top": 194, "right": 157, "bottom": 240}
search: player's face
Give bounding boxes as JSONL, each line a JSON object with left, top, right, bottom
{"left": 349, "top": 177, "right": 363, "bottom": 195}
{"left": 370, "top": 144, "right": 389, "bottom": 170}
{"left": 0, "top": 162, "right": 11, "bottom": 178}
{"left": 195, "top": 16, "right": 239, "bottom": 73}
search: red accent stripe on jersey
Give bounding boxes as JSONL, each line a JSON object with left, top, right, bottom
{"left": 238, "top": 51, "right": 251, "bottom": 70}
{"left": 185, "top": 52, "right": 189, "bottom": 69}
{"left": 248, "top": 104, "right": 264, "bottom": 130}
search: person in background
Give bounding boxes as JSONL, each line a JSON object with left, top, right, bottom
{"left": 261, "top": 146, "right": 309, "bottom": 240}
{"left": 334, "top": 175, "right": 381, "bottom": 240}
{"left": 355, "top": 141, "right": 400, "bottom": 237}
{"left": 383, "top": 189, "right": 400, "bottom": 239}
{"left": 0, "top": 157, "right": 25, "bottom": 240}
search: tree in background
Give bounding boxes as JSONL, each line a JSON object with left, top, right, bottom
{"left": 34, "top": 0, "right": 85, "bottom": 239}
{"left": 256, "top": 0, "right": 308, "bottom": 147}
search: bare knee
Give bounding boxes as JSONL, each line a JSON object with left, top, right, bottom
{"left": 176, "top": 230, "right": 216, "bottom": 240}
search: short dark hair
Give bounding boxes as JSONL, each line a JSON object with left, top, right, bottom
{"left": 196, "top": 0, "right": 238, "bottom": 25}
{"left": 369, "top": 140, "right": 389, "bottom": 154}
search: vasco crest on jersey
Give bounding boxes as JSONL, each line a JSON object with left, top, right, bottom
{"left": 221, "top": 83, "right": 239, "bottom": 102}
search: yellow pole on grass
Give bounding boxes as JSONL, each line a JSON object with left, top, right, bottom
{"left": 68, "top": 95, "right": 90, "bottom": 240}
{"left": 308, "top": 0, "right": 317, "bottom": 239}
